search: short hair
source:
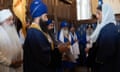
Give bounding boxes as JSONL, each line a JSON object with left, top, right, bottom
{"left": 86, "top": 24, "right": 93, "bottom": 29}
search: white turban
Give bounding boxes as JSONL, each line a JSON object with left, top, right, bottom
{"left": 0, "top": 9, "right": 13, "bottom": 23}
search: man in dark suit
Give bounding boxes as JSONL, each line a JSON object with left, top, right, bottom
{"left": 23, "top": 0, "right": 52, "bottom": 72}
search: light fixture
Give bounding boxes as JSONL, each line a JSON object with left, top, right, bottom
{"left": 76, "top": 0, "right": 92, "bottom": 20}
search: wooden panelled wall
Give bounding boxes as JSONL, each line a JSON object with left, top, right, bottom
{"left": 43, "top": 0, "right": 98, "bottom": 22}
{"left": 0, "top": 0, "right": 12, "bottom": 9}
{"left": 0, "top": 0, "right": 120, "bottom": 24}
{"left": 0, "top": 0, "right": 99, "bottom": 24}
{"left": 43, "top": 0, "right": 76, "bottom": 22}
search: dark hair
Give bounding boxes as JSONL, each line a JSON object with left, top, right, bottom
{"left": 69, "top": 24, "right": 75, "bottom": 30}
{"left": 86, "top": 24, "right": 93, "bottom": 29}
{"left": 15, "top": 18, "right": 22, "bottom": 33}
{"left": 97, "top": 5, "right": 102, "bottom": 11}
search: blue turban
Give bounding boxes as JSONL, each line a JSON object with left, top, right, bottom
{"left": 46, "top": 19, "right": 52, "bottom": 26}
{"left": 30, "top": 0, "right": 48, "bottom": 18}
{"left": 60, "top": 21, "right": 69, "bottom": 28}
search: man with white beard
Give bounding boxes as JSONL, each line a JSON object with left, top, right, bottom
{"left": 0, "top": 9, "right": 23, "bottom": 72}
{"left": 57, "top": 21, "right": 72, "bottom": 72}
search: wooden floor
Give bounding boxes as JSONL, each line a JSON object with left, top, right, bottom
{"left": 75, "top": 66, "right": 91, "bottom": 72}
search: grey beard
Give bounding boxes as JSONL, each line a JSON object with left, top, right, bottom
{"left": 86, "top": 30, "right": 93, "bottom": 36}
{"left": 62, "top": 29, "right": 69, "bottom": 38}
{"left": 2, "top": 23, "right": 19, "bottom": 41}
{"left": 0, "top": 23, "right": 22, "bottom": 61}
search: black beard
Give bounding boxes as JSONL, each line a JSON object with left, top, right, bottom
{"left": 39, "top": 19, "right": 48, "bottom": 33}
{"left": 48, "top": 29, "right": 54, "bottom": 34}
{"left": 48, "top": 28, "right": 55, "bottom": 43}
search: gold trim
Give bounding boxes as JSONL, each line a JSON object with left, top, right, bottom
{"left": 30, "top": 23, "right": 54, "bottom": 50}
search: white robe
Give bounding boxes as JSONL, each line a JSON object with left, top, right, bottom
{"left": 69, "top": 32, "right": 80, "bottom": 63}
{"left": 0, "top": 25, "right": 23, "bottom": 72}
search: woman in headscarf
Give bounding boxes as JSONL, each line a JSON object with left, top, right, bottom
{"left": 86, "top": 3, "right": 118, "bottom": 72}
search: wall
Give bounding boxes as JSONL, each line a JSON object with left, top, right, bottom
{"left": 0, "top": 0, "right": 120, "bottom": 24}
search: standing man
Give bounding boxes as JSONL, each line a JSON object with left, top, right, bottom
{"left": 57, "top": 21, "right": 72, "bottom": 72}
{"left": 46, "top": 19, "right": 69, "bottom": 72}
{"left": 0, "top": 9, "right": 23, "bottom": 72}
{"left": 23, "top": 0, "right": 54, "bottom": 72}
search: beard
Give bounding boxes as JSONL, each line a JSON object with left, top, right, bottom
{"left": 62, "top": 29, "right": 69, "bottom": 38}
{"left": 39, "top": 19, "right": 48, "bottom": 33}
{"left": 2, "top": 23, "right": 22, "bottom": 60}
{"left": 2, "top": 24, "right": 18, "bottom": 40}
{"left": 0, "top": 23, "right": 22, "bottom": 61}
{"left": 48, "top": 28, "right": 54, "bottom": 40}
{"left": 48, "top": 28, "right": 54, "bottom": 34}
{"left": 86, "top": 29, "right": 93, "bottom": 36}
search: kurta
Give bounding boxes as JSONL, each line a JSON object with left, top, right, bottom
{"left": 92, "top": 23, "right": 118, "bottom": 72}
{"left": 23, "top": 27, "right": 52, "bottom": 72}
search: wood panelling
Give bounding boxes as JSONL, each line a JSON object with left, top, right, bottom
{"left": 0, "top": 0, "right": 12, "bottom": 9}
{"left": 44, "top": 0, "right": 76, "bottom": 21}
{"left": 91, "top": 0, "right": 98, "bottom": 14}
{"left": 0, "top": 0, "right": 120, "bottom": 24}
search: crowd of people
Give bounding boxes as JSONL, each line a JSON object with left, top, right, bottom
{"left": 0, "top": 0, "right": 120, "bottom": 72}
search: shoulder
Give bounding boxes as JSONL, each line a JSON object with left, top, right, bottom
{"left": 27, "top": 28, "right": 43, "bottom": 36}
{"left": 26, "top": 28, "right": 47, "bottom": 41}
{"left": 102, "top": 23, "right": 117, "bottom": 32}
{"left": 102, "top": 23, "right": 117, "bottom": 33}
{"left": 100, "top": 23, "right": 118, "bottom": 38}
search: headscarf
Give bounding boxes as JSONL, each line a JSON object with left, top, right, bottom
{"left": 90, "top": 3, "right": 116, "bottom": 43}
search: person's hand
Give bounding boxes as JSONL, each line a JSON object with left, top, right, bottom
{"left": 10, "top": 60, "right": 22, "bottom": 68}
{"left": 58, "top": 43, "right": 69, "bottom": 53}
{"left": 65, "top": 42, "right": 71, "bottom": 48}
{"left": 85, "top": 48, "right": 90, "bottom": 53}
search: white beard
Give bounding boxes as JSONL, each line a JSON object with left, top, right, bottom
{"left": 62, "top": 29, "right": 69, "bottom": 38}
{"left": 0, "top": 24, "right": 22, "bottom": 63}
{"left": 86, "top": 29, "right": 93, "bottom": 36}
